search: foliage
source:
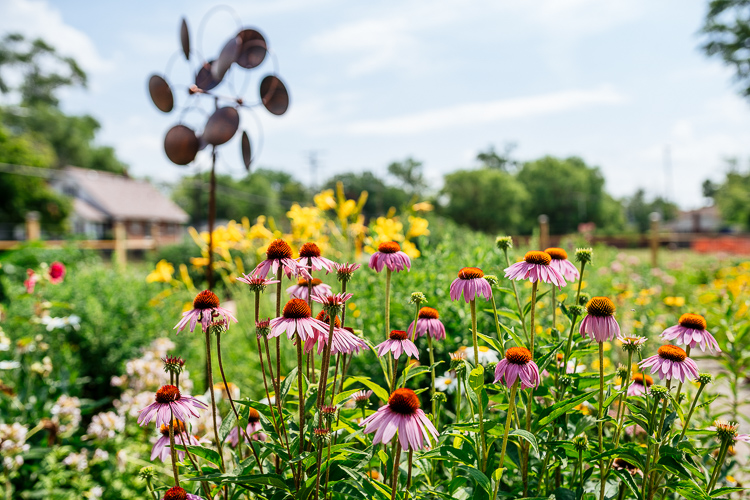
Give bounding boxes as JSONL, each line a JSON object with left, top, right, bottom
{"left": 516, "top": 155, "right": 625, "bottom": 234}
{"left": 624, "top": 188, "right": 679, "bottom": 233}
{"left": 701, "top": 0, "right": 750, "bottom": 99}
{"left": 440, "top": 167, "right": 528, "bottom": 234}
{"left": 387, "top": 157, "right": 427, "bottom": 197}
{"left": 0, "top": 122, "right": 71, "bottom": 228}
{"left": 324, "top": 171, "right": 412, "bottom": 220}
{"left": 703, "top": 158, "right": 750, "bottom": 230}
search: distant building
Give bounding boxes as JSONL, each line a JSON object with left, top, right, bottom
{"left": 51, "top": 166, "right": 189, "bottom": 243}
{"left": 663, "top": 206, "right": 723, "bottom": 233}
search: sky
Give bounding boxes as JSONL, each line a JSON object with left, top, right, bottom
{"left": 2, "top": 0, "right": 749, "bottom": 209}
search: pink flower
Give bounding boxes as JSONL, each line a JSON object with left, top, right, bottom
{"left": 137, "top": 385, "right": 207, "bottom": 427}
{"left": 236, "top": 273, "right": 279, "bottom": 292}
{"left": 252, "top": 239, "right": 310, "bottom": 279}
{"left": 627, "top": 373, "right": 653, "bottom": 396}
{"left": 297, "top": 242, "right": 336, "bottom": 273}
{"left": 407, "top": 307, "right": 446, "bottom": 341}
{"left": 504, "top": 251, "right": 566, "bottom": 287}
{"left": 313, "top": 325, "right": 367, "bottom": 355}
{"left": 174, "top": 290, "right": 238, "bottom": 334}
{"left": 450, "top": 267, "right": 492, "bottom": 303}
{"left": 286, "top": 278, "right": 333, "bottom": 301}
{"left": 661, "top": 313, "right": 720, "bottom": 354}
{"left": 48, "top": 261, "right": 66, "bottom": 284}
{"left": 361, "top": 388, "right": 438, "bottom": 451}
{"left": 226, "top": 408, "right": 266, "bottom": 446}
{"left": 369, "top": 241, "right": 411, "bottom": 273}
{"left": 375, "top": 330, "right": 419, "bottom": 359}
{"left": 269, "top": 299, "right": 328, "bottom": 342}
{"left": 24, "top": 269, "right": 39, "bottom": 294}
{"left": 580, "top": 297, "right": 620, "bottom": 343}
{"left": 544, "top": 248, "right": 580, "bottom": 282}
{"left": 493, "top": 347, "right": 540, "bottom": 389}
{"left": 151, "top": 420, "right": 200, "bottom": 462}
{"left": 708, "top": 420, "right": 750, "bottom": 444}
{"left": 334, "top": 262, "right": 361, "bottom": 283}
{"left": 639, "top": 345, "right": 699, "bottom": 383}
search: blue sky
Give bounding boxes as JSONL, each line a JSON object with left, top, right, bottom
{"left": 2, "top": 0, "right": 749, "bottom": 208}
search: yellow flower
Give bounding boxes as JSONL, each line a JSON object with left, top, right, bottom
{"left": 337, "top": 199, "right": 357, "bottom": 220}
{"left": 574, "top": 404, "right": 591, "bottom": 415}
{"left": 592, "top": 358, "right": 611, "bottom": 370}
{"left": 146, "top": 260, "right": 174, "bottom": 283}
{"left": 287, "top": 204, "right": 325, "bottom": 242}
{"left": 406, "top": 216, "right": 430, "bottom": 239}
{"left": 248, "top": 216, "right": 274, "bottom": 240}
{"left": 191, "top": 257, "right": 210, "bottom": 268}
{"left": 371, "top": 217, "right": 404, "bottom": 243}
{"left": 663, "top": 297, "right": 685, "bottom": 307}
{"left": 401, "top": 240, "right": 421, "bottom": 259}
{"left": 314, "top": 189, "right": 337, "bottom": 211}
{"left": 412, "top": 202, "right": 434, "bottom": 212}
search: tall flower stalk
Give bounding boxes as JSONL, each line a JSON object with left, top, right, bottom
{"left": 496, "top": 236, "right": 528, "bottom": 342}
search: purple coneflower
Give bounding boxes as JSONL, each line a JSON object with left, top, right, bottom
{"left": 286, "top": 278, "right": 333, "bottom": 301}
{"left": 269, "top": 299, "right": 328, "bottom": 342}
{"left": 639, "top": 344, "right": 699, "bottom": 383}
{"left": 236, "top": 273, "right": 279, "bottom": 292}
{"left": 174, "top": 290, "right": 238, "bottom": 334}
{"left": 151, "top": 420, "right": 199, "bottom": 462}
{"left": 360, "top": 388, "right": 438, "bottom": 451}
{"left": 709, "top": 420, "right": 750, "bottom": 444}
{"left": 137, "top": 385, "right": 207, "bottom": 427}
{"left": 580, "top": 297, "right": 620, "bottom": 343}
{"left": 450, "top": 267, "right": 492, "bottom": 303}
{"left": 162, "top": 486, "right": 203, "bottom": 500}
{"left": 493, "top": 347, "right": 540, "bottom": 389}
{"left": 352, "top": 389, "right": 373, "bottom": 409}
{"left": 407, "top": 307, "right": 446, "bottom": 340}
{"left": 375, "top": 330, "right": 419, "bottom": 359}
{"left": 334, "top": 262, "right": 361, "bottom": 283}
{"left": 544, "top": 247, "right": 580, "bottom": 282}
{"left": 661, "top": 313, "right": 721, "bottom": 354}
{"left": 227, "top": 407, "right": 265, "bottom": 446}
{"left": 369, "top": 241, "right": 411, "bottom": 273}
{"left": 297, "top": 242, "right": 336, "bottom": 273}
{"left": 627, "top": 373, "right": 654, "bottom": 397}
{"left": 252, "top": 239, "right": 310, "bottom": 279}
{"left": 312, "top": 312, "right": 367, "bottom": 355}
{"left": 504, "top": 251, "right": 566, "bottom": 287}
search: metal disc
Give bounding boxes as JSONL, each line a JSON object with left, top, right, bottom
{"left": 180, "top": 18, "right": 190, "bottom": 60}
{"left": 195, "top": 60, "right": 221, "bottom": 91}
{"left": 236, "top": 29, "right": 267, "bottom": 69}
{"left": 203, "top": 107, "right": 240, "bottom": 146}
{"left": 212, "top": 36, "right": 240, "bottom": 81}
{"left": 164, "top": 125, "right": 199, "bottom": 165}
{"left": 241, "top": 131, "right": 252, "bottom": 171}
{"left": 148, "top": 74, "right": 173, "bottom": 113}
{"left": 259, "top": 75, "right": 289, "bottom": 116}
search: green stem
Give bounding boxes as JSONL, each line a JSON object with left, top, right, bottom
{"left": 679, "top": 383, "right": 707, "bottom": 441}
{"left": 471, "top": 300, "right": 487, "bottom": 472}
{"left": 613, "top": 351, "right": 634, "bottom": 447}
{"left": 390, "top": 441, "right": 402, "bottom": 500}
{"left": 489, "top": 294, "right": 505, "bottom": 356}
{"left": 562, "top": 261, "right": 586, "bottom": 369}
{"left": 598, "top": 342, "right": 605, "bottom": 500}
{"left": 428, "top": 335, "right": 437, "bottom": 420}
{"left": 497, "top": 381, "right": 518, "bottom": 472}
{"left": 385, "top": 268, "right": 393, "bottom": 384}
{"left": 707, "top": 440, "right": 730, "bottom": 493}
{"left": 503, "top": 248, "right": 529, "bottom": 342}
{"left": 296, "top": 332, "right": 306, "bottom": 483}
{"left": 529, "top": 282, "right": 538, "bottom": 357}
{"left": 391, "top": 356, "right": 400, "bottom": 392}
{"left": 673, "top": 346, "right": 691, "bottom": 412}
{"left": 168, "top": 410, "right": 180, "bottom": 487}
{"left": 204, "top": 328, "right": 226, "bottom": 472}
{"left": 551, "top": 285, "right": 557, "bottom": 332}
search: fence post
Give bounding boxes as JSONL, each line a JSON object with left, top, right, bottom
{"left": 150, "top": 219, "right": 160, "bottom": 249}
{"left": 25, "top": 212, "right": 41, "bottom": 241}
{"left": 114, "top": 220, "right": 127, "bottom": 268}
{"left": 649, "top": 212, "right": 661, "bottom": 268}
{"left": 538, "top": 214, "right": 549, "bottom": 250}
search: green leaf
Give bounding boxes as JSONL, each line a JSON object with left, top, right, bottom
{"left": 469, "top": 366, "right": 485, "bottom": 393}
{"left": 280, "top": 367, "right": 297, "bottom": 403}
{"left": 333, "top": 388, "right": 360, "bottom": 406}
{"left": 498, "top": 322, "right": 526, "bottom": 349}
{"left": 217, "top": 473, "right": 290, "bottom": 490}
{"left": 509, "top": 429, "right": 539, "bottom": 456}
{"left": 710, "top": 487, "right": 746, "bottom": 497}
{"left": 219, "top": 409, "right": 238, "bottom": 443}
{"left": 456, "top": 464, "right": 491, "bottom": 493}
{"left": 477, "top": 332, "right": 504, "bottom": 355}
{"left": 179, "top": 445, "right": 222, "bottom": 466}
{"left": 535, "top": 390, "right": 597, "bottom": 427}
{"left": 552, "top": 487, "right": 576, "bottom": 500}
{"left": 536, "top": 340, "right": 565, "bottom": 373}
{"left": 346, "top": 376, "right": 389, "bottom": 402}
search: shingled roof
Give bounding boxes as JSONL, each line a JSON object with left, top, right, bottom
{"left": 62, "top": 166, "right": 189, "bottom": 224}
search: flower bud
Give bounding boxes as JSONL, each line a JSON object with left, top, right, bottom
{"left": 569, "top": 305, "right": 586, "bottom": 317}
{"left": 431, "top": 392, "right": 447, "bottom": 404}
{"left": 139, "top": 466, "right": 156, "bottom": 480}
{"left": 575, "top": 248, "right": 593, "bottom": 264}
{"left": 698, "top": 373, "right": 713, "bottom": 386}
{"left": 559, "top": 375, "right": 572, "bottom": 387}
{"left": 496, "top": 236, "right": 513, "bottom": 251}
{"left": 410, "top": 292, "right": 427, "bottom": 306}
{"left": 314, "top": 427, "right": 331, "bottom": 442}
{"left": 578, "top": 293, "right": 591, "bottom": 306}
{"left": 256, "top": 319, "right": 271, "bottom": 338}
{"left": 616, "top": 364, "right": 628, "bottom": 382}
{"left": 162, "top": 355, "right": 185, "bottom": 375}
{"left": 572, "top": 434, "right": 589, "bottom": 452}
{"left": 650, "top": 385, "right": 668, "bottom": 401}
{"left": 484, "top": 275, "right": 499, "bottom": 287}
{"left": 320, "top": 405, "right": 337, "bottom": 423}
{"left": 208, "top": 319, "right": 227, "bottom": 336}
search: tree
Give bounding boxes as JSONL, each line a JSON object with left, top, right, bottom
{"left": 476, "top": 142, "right": 519, "bottom": 172}
{"left": 701, "top": 0, "right": 750, "bottom": 98}
{"left": 705, "top": 158, "right": 750, "bottom": 229}
{"left": 0, "top": 123, "right": 71, "bottom": 230}
{"left": 387, "top": 157, "right": 427, "bottom": 196}
{"left": 624, "top": 189, "right": 679, "bottom": 233}
{"left": 0, "top": 33, "right": 126, "bottom": 174}
{"left": 439, "top": 168, "right": 528, "bottom": 234}
{"left": 516, "top": 156, "right": 623, "bottom": 234}
{"left": 324, "top": 171, "right": 410, "bottom": 220}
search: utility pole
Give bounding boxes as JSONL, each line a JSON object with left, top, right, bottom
{"left": 305, "top": 150, "right": 324, "bottom": 192}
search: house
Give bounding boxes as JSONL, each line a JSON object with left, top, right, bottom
{"left": 662, "top": 206, "right": 723, "bottom": 233}
{"left": 51, "top": 166, "right": 189, "bottom": 244}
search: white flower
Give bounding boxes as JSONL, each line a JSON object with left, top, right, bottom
{"left": 0, "top": 361, "right": 20, "bottom": 370}
{"left": 52, "top": 395, "right": 82, "bottom": 434}
{"left": 462, "top": 346, "right": 499, "bottom": 365}
{"left": 92, "top": 449, "right": 109, "bottom": 462}
{"left": 63, "top": 451, "right": 88, "bottom": 471}
{"left": 435, "top": 371, "right": 458, "bottom": 394}
{"left": 86, "top": 486, "right": 104, "bottom": 499}
{"left": 86, "top": 411, "right": 125, "bottom": 440}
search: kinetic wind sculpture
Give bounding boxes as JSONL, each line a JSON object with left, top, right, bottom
{"left": 147, "top": 9, "right": 290, "bottom": 288}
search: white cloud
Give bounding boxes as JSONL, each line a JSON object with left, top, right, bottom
{"left": 340, "top": 86, "right": 625, "bottom": 135}
{"left": 0, "top": 0, "right": 113, "bottom": 76}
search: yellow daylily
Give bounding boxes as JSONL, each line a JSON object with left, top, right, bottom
{"left": 146, "top": 260, "right": 174, "bottom": 283}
